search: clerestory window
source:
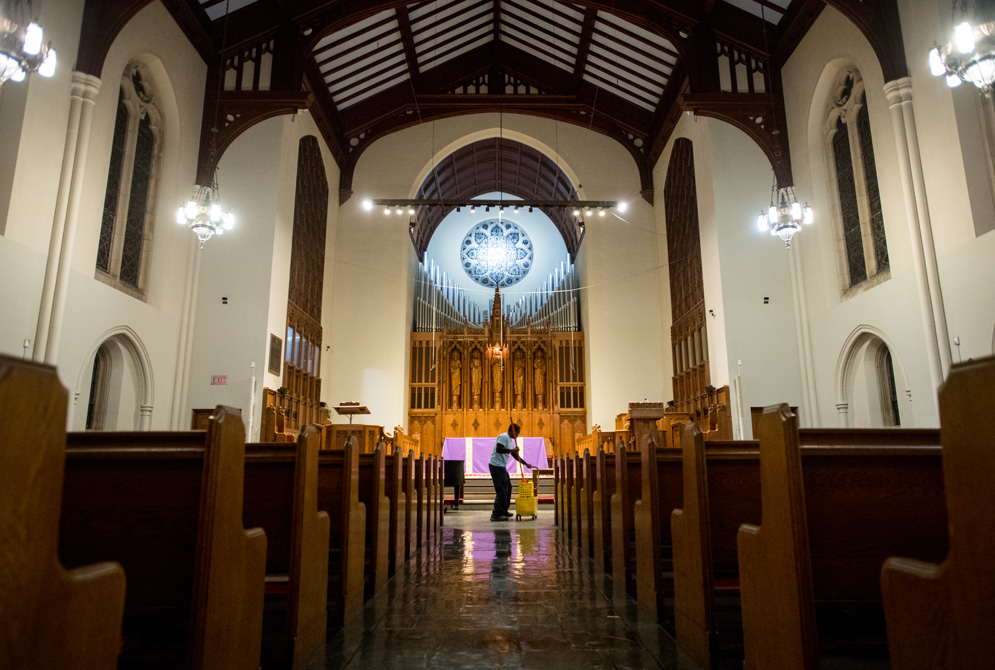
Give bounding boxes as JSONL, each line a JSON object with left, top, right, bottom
{"left": 95, "top": 63, "right": 163, "bottom": 299}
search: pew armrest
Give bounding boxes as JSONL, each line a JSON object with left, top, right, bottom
{"left": 881, "top": 557, "right": 951, "bottom": 670}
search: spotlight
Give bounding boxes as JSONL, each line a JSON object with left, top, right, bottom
{"left": 585, "top": 208, "right": 592, "bottom": 217}
{"left": 362, "top": 199, "right": 373, "bottom": 211}
{"left": 573, "top": 209, "right": 581, "bottom": 217}
{"left": 383, "top": 207, "right": 391, "bottom": 215}
{"left": 599, "top": 209, "right": 606, "bottom": 217}
{"left": 396, "top": 207, "right": 403, "bottom": 215}
{"left": 457, "top": 206, "right": 462, "bottom": 213}
{"left": 617, "top": 201, "right": 628, "bottom": 213}
{"left": 470, "top": 205, "right": 477, "bottom": 213}
{"left": 408, "top": 207, "right": 415, "bottom": 215}
{"left": 486, "top": 206, "right": 491, "bottom": 212}
{"left": 513, "top": 206, "right": 519, "bottom": 214}
{"left": 528, "top": 206, "right": 533, "bottom": 213}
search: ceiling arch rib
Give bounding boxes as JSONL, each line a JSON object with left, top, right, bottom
{"left": 411, "top": 138, "right": 582, "bottom": 260}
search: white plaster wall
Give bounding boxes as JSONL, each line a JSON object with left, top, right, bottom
{"left": 341, "top": 113, "right": 664, "bottom": 432}
{"left": 780, "top": 4, "right": 978, "bottom": 426}
{"left": 0, "top": 1, "right": 205, "bottom": 431}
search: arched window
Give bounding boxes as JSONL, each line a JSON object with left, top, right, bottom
{"left": 825, "top": 68, "right": 889, "bottom": 295}
{"left": 96, "top": 63, "right": 163, "bottom": 298}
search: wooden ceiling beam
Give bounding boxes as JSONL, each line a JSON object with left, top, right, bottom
{"left": 395, "top": 5, "right": 421, "bottom": 78}
{"left": 572, "top": 8, "right": 599, "bottom": 80}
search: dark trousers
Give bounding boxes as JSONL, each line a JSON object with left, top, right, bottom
{"left": 490, "top": 464, "right": 511, "bottom": 516}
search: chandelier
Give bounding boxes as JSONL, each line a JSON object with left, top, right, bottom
{"left": 0, "top": 2, "right": 57, "bottom": 86}
{"left": 176, "top": 171, "right": 234, "bottom": 247}
{"left": 757, "top": 185, "right": 813, "bottom": 248}
{"left": 929, "top": 6, "right": 995, "bottom": 94}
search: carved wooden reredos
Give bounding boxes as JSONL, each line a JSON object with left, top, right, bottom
{"left": 409, "top": 263, "right": 585, "bottom": 458}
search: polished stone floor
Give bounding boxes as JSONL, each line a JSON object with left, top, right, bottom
{"left": 324, "top": 510, "right": 698, "bottom": 670}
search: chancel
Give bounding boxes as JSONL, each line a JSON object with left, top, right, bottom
{"left": 2, "top": 0, "right": 994, "bottom": 668}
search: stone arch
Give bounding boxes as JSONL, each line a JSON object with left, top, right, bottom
{"left": 835, "top": 325, "right": 910, "bottom": 428}
{"left": 73, "top": 326, "right": 155, "bottom": 431}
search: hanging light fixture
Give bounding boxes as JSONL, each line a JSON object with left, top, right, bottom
{"left": 0, "top": 1, "right": 57, "bottom": 86}
{"left": 757, "top": 182, "right": 813, "bottom": 248}
{"left": 176, "top": 0, "right": 234, "bottom": 247}
{"left": 751, "top": 2, "right": 813, "bottom": 249}
{"left": 929, "top": 1, "right": 995, "bottom": 94}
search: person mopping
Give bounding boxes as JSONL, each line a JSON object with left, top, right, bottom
{"left": 489, "top": 423, "right": 533, "bottom": 522}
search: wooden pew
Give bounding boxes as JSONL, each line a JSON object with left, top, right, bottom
{"left": 1, "top": 357, "right": 126, "bottom": 670}
{"left": 316, "top": 437, "right": 366, "bottom": 628}
{"left": 609, "top": 445, "right": 642, "bottom": 595}
{"left": 383, "top": 448, "right": 407, "bottom": 575}
{"left": 61, "top": 410, "right": 266, "bottom": 670}
{"left": 436, "top": 457, "right": 445, "bottom": 528}
{"left": 881, "top": 357, "right": 995, "bottom": 669}
{"left": 579, "top": 449, "right": 596, "bottom": 557}
{"left": 553, "top": 456, "right": 561, "bottom": 528}
{"left": 243, "top": 429, "right": 330, "bottom": 670}
{"left": 563, "top": 454, "right": 575, "bottom": 539}
{"left": 591, "top": 445, "right": 616, "bottom": 573}
{"left": 414, "top": 454, "right": 429, "bottom": 549}
{"left": 402, "top": 451, "right": 417, "bottom": 560}
{"left": 670, "top": 426, "right": 761, "bottom": 668}
{"left": 357, "top": 445, "right": 390, "bottom": 598}
{"left": 738, "top": 407, "right": 947, "bottom": 669}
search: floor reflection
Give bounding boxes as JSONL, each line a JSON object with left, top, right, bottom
{"left": 328, "top": 511, "right": 691, "bottom": 669}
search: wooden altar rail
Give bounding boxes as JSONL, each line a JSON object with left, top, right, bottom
{"left": 1, "top": 355, "right": 443, "bottom": 670}
{"left": 555, "top": 368, "right": 995, "bottom": 670}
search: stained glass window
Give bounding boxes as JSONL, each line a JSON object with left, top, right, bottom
{"left": 834, "top": 116, "right": 867, "bottom": 286}
{"left": 120, "top": 113, "right": 153, "bottom": 286}
{"left": 460, "top": 218, "right": 534, "bottom": 288}
{"left": 97, "top": 90, "right": 127, "bottom": 273}
{"left": 857, "top": 102, "right": 889, "bottom": 272}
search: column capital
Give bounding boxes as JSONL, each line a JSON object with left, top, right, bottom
{"left": 883, "top": 77, "right": 913, "bottom": 106}
{"left": 70, "top": 71, "right": 102, "bottom": 100}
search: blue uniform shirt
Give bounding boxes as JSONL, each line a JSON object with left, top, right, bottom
{"left": 489, "top": 432, "right": 516, "bottom": 468}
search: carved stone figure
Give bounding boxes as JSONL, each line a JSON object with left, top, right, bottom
{"left": 513, "top": 351, "right": 525, "bottom": 409}
{"left": 492, "top": 357, "right": 503, "bottom": 410}
{"left": 534, "top": 353, "right": 546, "bottom": 410}
{"left": 450, "top": 353, "right": 461, "bottom": 410}
{"left": 471, "top": 350, "right": 482, "bottom": 410}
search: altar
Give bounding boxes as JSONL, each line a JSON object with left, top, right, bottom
{"left": 441, "top": 437, "right": 548, "bottom": 476}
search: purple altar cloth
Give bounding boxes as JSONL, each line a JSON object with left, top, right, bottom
{"left": 441, "top": 437, "right": 548, "bottom": 476}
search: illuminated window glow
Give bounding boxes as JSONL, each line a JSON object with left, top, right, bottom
{"left": 460, "top": 219, "right": 533, "bottom": 288}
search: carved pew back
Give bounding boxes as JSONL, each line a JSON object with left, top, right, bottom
{"left": 383, "top": 448, "right": 406, "bottom": 575}
{"left": 358, "top": 445, "right": 390, "bottom": 598}
{"left": 1, "top": 357, "right": 126, "bottom": 670}
{"left": 737, "top": 408, "right": 946, "bottom": 670}
{"left": 591, "top": 446, "right": 617, "bottom": 573}
{"left": 609, "top": 446, "right": 642, "bottom": 596}
{"left": 402, "top": 451, "right": 417, "bottom": 560}
{"left": 316, "top": 437, "right": 366, "bottom": 628}
{"left": 244, "top": 429, "right": 330, "bottom": 670}
{"left": 881, "top": 356, "right": 995, "bottom": 669}
{"left": 62, "top": 410, "right": 266, "bottom": 670}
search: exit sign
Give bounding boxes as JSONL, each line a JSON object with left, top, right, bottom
{"left": 211, "top": 375, "right": 227, "bottom": 385}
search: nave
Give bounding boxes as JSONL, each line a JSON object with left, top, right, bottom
{"left": 325, "top": 512, "right": 690, "bottom": 670}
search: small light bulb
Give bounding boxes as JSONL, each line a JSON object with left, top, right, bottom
{"left": 362, "top": 199, "right": 373, "bottom": 211}
{"left": 223, "top": 212, "right": 235, "bottom": 230}
{"left": 186, "top": 200, "right": 198, "bottom": 219}
{"left": 395, "top": 207, "right": 403, "bottom": 215}
{"left": 929, "top": 47, "right": 946, "bottom": 77}
{"left": 585, "top": 208, "right": 592, "bottom": 217}
{"left": 12, "top": 67, "right": 25, "bottom": 82}
{"left": 955, "top": 21, "right": 975, "bottom": 55}
{"left": 210, "top": 203, "right": 222, "bottom": 222}
{"left": 572, "top": 209, "right": 581, "bottom": 217}
{"left": 39, "top": 49, "right": 56, "bottom": 77}
{"left": 757, "top": 212, "right": 768, "bottom": 232}
{"left": 24, "top": 23, "right": 43, "bottom": 56}
{"left": 947, "top": 73, "right": 963, "bottom": 87}
{"left": 791, "top": 201, "right": 802, "bottom": 220}
{"left": 617, "top": 201, "right": 628, "bottom": 213}
{"left": 803, "top": 206, "right": 814, "bottom": 225}
{"left": 177, "top": 207, "right": 187, "bottom": 225}
{"left": 384, "top": 207, "right": 391, "bottom": 215}
{"left": 513, "top": 206, "right": 519, "bottom": 214}
{"left": 470, "top": 206, "right": 476, "bottom": 213}
{"left": 768, "top": 206, "right": 778, "bottom": 224}
{"left": 408, "top": 207, "right": 415, "bottom": 215}
{"left": 598, "top": 209, "right": 606, "bottom": 217}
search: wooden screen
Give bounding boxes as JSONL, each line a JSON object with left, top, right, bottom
{"left": 665, "top": 138, "right": 711, "bottom": 421}
{"left": 282, "top": 136, "right": 328, "bottom": 430}
{"left": 409, "top": 339, "right": 438, "bottom": 411}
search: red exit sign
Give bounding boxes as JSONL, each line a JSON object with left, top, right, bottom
{"left": 211, "top": 375, "right": 227, "bottom": 385}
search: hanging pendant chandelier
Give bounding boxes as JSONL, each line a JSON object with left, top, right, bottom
{"left": 0, "top": 1, "right": 57, "bottom": 86}
{"left": 756, "top": 185, "right": 813, "bottom": 248}
{"left": 929, "top": 8, "right": 995, "bottom": 94}
{"left": 176, "top": 170, "right": 234, "bottom": 248}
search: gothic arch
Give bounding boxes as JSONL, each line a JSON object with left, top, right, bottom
{"left": 835, "top": 325, "right": 909, "bottom": 428}
{"left": 73, "top": 326, "right": 155, "bottom": 431}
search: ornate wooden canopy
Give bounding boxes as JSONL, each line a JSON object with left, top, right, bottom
{"left": 78, "top": 0, "right": 910, "bottom": 220}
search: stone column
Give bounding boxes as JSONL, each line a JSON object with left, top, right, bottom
{"left": 34, "top": 72, "right": 102, "bottom": 364}
{"left": 884, "top": 78, "right": 952, "bottom": 392}
{"left": 836, "top": 403, "right": 849, "bottom": 427}
{"left": 140, "top": 405, "right": 154, "bottom": 430}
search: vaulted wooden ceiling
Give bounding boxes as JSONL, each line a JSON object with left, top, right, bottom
{"left": 79, "top": 0, "right": 910, "bottom": 207}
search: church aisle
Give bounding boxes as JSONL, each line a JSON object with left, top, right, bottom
{"left": 324, "top": 511, "right": 696, "bottom": 669}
